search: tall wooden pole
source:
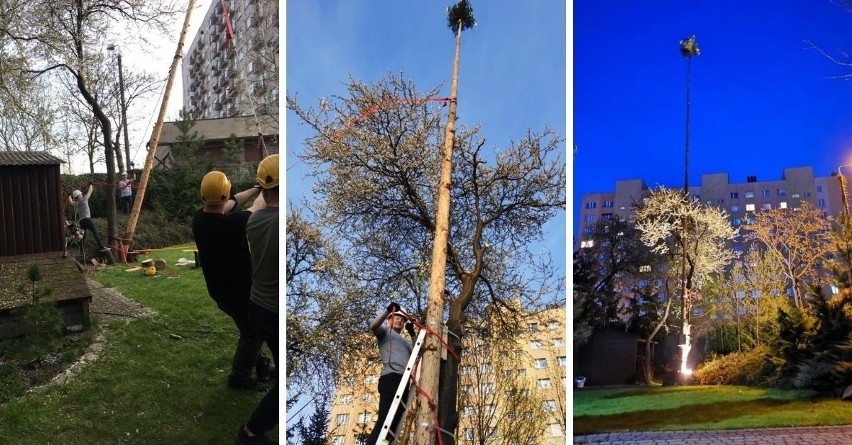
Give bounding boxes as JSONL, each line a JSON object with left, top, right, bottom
{"left": 123, "top": 0, "right": 196, "bottom": 245}
{"left": 414, "top": 18, "right": 463, "bottom": 445}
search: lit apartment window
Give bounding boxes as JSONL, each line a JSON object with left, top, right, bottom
{"left": 792, "top": 193, "right": 800, "bottom": 199}
{"left": 745, "top": 204, "right": 755, "bottom": 212}
{"left": 585, "top": 202, "right": 597, "bottom": 209}
{"left": 731, "top": 205, "right": 740, "bottom": 212}
{"left": 335, "top": 413, "right": 349, "bottom": 426}
{"left": 461, "top": 384, "right": 473, "bottom": 394}
{"left": 619, "top": 205, "right": 627, "bottom": 210}
{"left": 762, "top": 190, "right": 770, "bottom": 197}
{"left": 779, "top": 202, "right": 787, "bottom": 209}
{"left": 542, "top": 400, "right": 557, "bottom": 412}
{"left": 639, "top": 264, "right": 651, "bottom": 273}
{"left": 745, "top": 191, "right": 754, "bottom": 198}
{"left": 761, "top": 203, "right": 772, "bottom": 210}
{"left": 730, "top": 192, "right": 739, "bottom": 199}
{"left": 778, "top": 189, "right": 786, "bottom": 197}
{"left": 537, "top": 378, "right": 552, "bottom": 389}
{"left": 534, "top": 358, "right": 548, "bottom": 369}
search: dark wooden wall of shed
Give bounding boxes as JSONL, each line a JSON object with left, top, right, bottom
{"left": 0, "top": 164, "right": 64, "bottom": 256}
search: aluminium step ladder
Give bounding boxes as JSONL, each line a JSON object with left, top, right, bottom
{"left": 377, "top": 328, "right": 427, "bottom": 445}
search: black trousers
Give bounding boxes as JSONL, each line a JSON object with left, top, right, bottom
{"left": 78, "top": 217, "right": 105, "bottom": 250}
{"left": 245, "top": 302, "right": 278, "bottom": 435}
{"left": 367, "top": 372, "right": 409, "bottom": 445}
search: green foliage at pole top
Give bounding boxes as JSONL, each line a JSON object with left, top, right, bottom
{"left": 446, "top": 0, "right": 476, "bottom": 34}
{"left": 679, "top": 35, "right": 700, "bottom": 57}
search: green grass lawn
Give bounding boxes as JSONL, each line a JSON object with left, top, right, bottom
{"left": 573, "top": 385, "right": 852, "bottom": 435}
{"left": 0, "top": 246, "right": 278, "bottom": 444}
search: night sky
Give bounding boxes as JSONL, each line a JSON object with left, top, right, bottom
{"left": 572, "top": 1, "right": 852, "bottom": 239}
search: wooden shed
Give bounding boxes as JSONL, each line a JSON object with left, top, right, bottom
{"left": 0, "top": 151, "right": 92, "bottom": 337}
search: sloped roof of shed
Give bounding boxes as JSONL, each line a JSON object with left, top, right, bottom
{"left": 0, "top": 253, "right": 92, "bottom": 310}
{"left": 0, "top": 151, "right": 64, "bottom": 166}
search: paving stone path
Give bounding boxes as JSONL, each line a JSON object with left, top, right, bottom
{"left": 574, "top": 425, "right": 852, "bottom": 444}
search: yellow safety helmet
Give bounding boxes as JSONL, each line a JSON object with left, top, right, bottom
{"left": 143, "top": 266, "right": 156, "bottom": 276}
{"left": 256, "top": 154, "right": 279, "bottom": 189}
{"left": 200, "top": 171, "right": 232, "bottom": 205}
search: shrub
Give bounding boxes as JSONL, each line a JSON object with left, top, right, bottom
{"left": 693, "top": 344, "right": 779, "bottom": 387}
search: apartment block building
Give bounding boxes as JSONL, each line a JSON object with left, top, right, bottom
{"left": 182, "top": 0, "right": 279, "bottom": 120}
{"left": 575, "top": 166, "right": 851, "bottom": 252}
{"left": 326, "top": 307, "right": 567, "bottom": 445}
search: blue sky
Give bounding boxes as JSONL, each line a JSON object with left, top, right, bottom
{"left": 573, "top": 1, "right": 852, "bottom": 240}
{"left": 286, "top": 2, "right": 567, "bottom": 272}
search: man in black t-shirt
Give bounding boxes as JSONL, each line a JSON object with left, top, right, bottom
{"left": 191, "top": 170, "right": 272, "bottom": 391}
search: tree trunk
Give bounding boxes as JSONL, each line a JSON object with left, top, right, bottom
{"left": 643, "top": 296, "right": 672, "bottom": 384}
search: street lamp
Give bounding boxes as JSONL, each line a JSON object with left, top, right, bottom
{"left": 107, "top": 44, "right": 132, "bottom": 173}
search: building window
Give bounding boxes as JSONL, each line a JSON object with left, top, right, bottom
{"left": 542, "top": 400, "right": 557, "bottom": 411}
{"left": 762, "top": 190, "right": 770, "bottom": 197}
{"left": 557, "top": 356, "right": 567, "bottom": 366}
{"left": 552, "top": 338, "right": 564, "bottom": 347}
{"left": 817, "top": 186, "right": 824, "bottom": 193}
{"left": 745, "top": 191, "right": 754, "bottom": 198}
{"left": 335, "top": 413, "right": 349, "bottom": 426}
{"left": 530, "top": 340, "right": 542, "bottom": 350}
{"left": 732, "top": 218, "right": 741, "bottom": 227}
{"left": 548, "top": 321, "right": 560, "bottom": 330}
{"left": 584, "top": 214, "right": 595, "bottom": 223}
{"left": 745, "top": 204, "right": 755, "bottom": 212}
{"left": 460, "top": 366, "right": 472, "bottom": 375}
{"left": 461, "top": 384, "right": 473, "bottom": 394}
{"left": 602, "top": 213, "right": 613, "bottom": 221}
{"left": 819, "top": 198, "right": 826, "bottom": 207}
{"left": 464, "top": 429, "right": 475, "bottom": 440}
{"left": 639, "top": 264, "right": 651, "bottom": 273}
{"left": 792, "top": 193, "right": 800, "bottom": 199}
{"left": 730, "top": 192, "right": 739, "bottom": 199}
{"left": 479, "top": 363, "right": 493, "bottom": 374}
{"left": 332, "top": 436, "right": 344, "bottom": 445}
{"left": 619, "top": 205, "right": 627, "bottom": 210}
{"left": 461, "top": 406, "right": 474, "bottom": 417}
{"left": 537, "top": 378, "right": 552, "bottom": 389}
{"left": 579, "top": 240, "right": 594, "bottom": 249}
{"left": 779, "top": 202, "right": 787, "bottom": 209}
{"left": 761, "top": 203, "right": 772, "bottom": 210}
{"left": 717, "top": 199, "right": 725, "bottom": 204}
{"left": 340, "top": 395, "right": 353, "bottom": 405}
{"left": 481, "top": 383, "right": 495, "bottom": 394}
{"left": 534, "top": 358, "right": 548, "bottom": 369}
{"left": 365, "top": 375, "right": 378, "bottom": 384}
{"left": 549, "top": 424, "right": 564, "bottom": 437}
{"left": 731, "top": 205, "right": 740, "bottom": 212}
{"left": 517, "top": 368, "right": 527, "bottom": 376}
{"left": 778, "top": 189, "right": 786, "bottom": 197}
{"left": 585, "top": 202, "right": 597, "bottom": 209}
{"left": 582, "top": 227, "right": 594, "bottom": 235}
{"left": 527, "top": 323, "right": 538, "bottom": 332}
{"left": 361, "top": 394, "right": 373, "bottom": 403}
{"left": 602, "top": 200, "right": 614, "bottom": 208}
